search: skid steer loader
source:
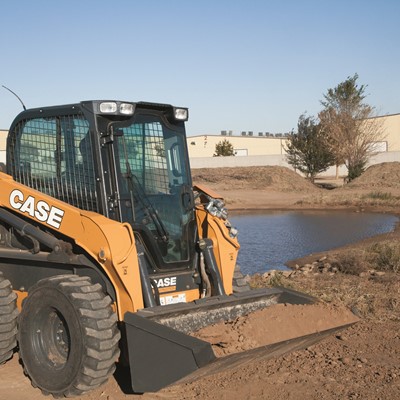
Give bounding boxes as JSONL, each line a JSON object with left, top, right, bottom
{"left": 0, "top": 100, "right": 354, "bottom": 397}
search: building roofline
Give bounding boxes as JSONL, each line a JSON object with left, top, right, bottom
{"left": 368, "top": 112, "right": 400, "bottom": 120}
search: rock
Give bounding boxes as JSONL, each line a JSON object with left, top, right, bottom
{"left": 235, "top": 278, "right": 249, "bottom": 286}
{"left": 302, "top": 264, "right": 314, "bottom": 272}
{"left": 339, "top": 357, "right": 352, "bottom": 365}
{"left": 243, "top": 275, "right": 252, "bottom": 283}
{"left": 351, "top": 306, "right": 363, "bottom": 318}
{"left": 319, "top": 256, "right": 327, "bottom": 262}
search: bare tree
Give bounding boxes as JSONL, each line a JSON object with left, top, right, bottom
{"left": 319, "top": 74, "right": 385, "bottom": 181}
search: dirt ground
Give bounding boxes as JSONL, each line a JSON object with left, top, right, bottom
{"left": 1, "top": 163, "right": 400, "bottom": 399}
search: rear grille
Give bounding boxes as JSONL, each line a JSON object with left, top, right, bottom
{"left": 9, "top": 114, "right": 100, "bottom": 213}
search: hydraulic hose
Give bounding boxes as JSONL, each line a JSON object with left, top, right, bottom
{"left": 199, "top": 238, "right": 226, "bottom": 296}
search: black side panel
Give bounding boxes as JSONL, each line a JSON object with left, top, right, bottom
{"left": 124, "top": 313, "right": 215, "bottom": 393}
{"left": 0, "top": 250, "right": 116, "bottom": 301}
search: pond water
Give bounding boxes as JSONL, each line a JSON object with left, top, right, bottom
{"left": 229, "top": 211, "right": 398, "bottom": 275}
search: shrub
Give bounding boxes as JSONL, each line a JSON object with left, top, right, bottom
{"left": 369, "top": 242, "right": 400, "bottom": 273}
{"left": 331, "top": 250, "right": 371, "bottom": 275}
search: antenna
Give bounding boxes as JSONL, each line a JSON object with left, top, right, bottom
{"left": 2, "top": 85, "right": 27, "bottom": 110}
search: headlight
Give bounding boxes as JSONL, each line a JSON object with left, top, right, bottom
{"left": 99, "top": 101, "right": 135, "bottom": 115}
{"left": 174, "top": 107, "right": 188, "bottom": 121}
{"left": 120, "top": 103, "right": 134, "bottom": 115}
{"left": 99, "top": 102, "right": 117, "bottom": 113}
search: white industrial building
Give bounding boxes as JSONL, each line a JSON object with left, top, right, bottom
{"left": 187, "top": 114, "right": 400, "bottom": 172}
{"left": 1, "top": 113, "right": 400, "bottom": 174}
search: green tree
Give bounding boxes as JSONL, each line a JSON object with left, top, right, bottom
{"left": 319, "top": 73, "right": 385, "bottom": 181}
{"left": 214, "top": 138, "right": 235, "bottom": 157}
{"left": 286, "top": 114, "right": 335, "bottom": 182}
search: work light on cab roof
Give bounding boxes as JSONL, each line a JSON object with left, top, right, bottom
{"left": 173, "top": 107, "right": 188, "bottom": 121}
{"left": 98, "top": 101, "right": 135, "bottom": 115}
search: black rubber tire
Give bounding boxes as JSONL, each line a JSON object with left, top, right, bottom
{"left": 0, "top": 273, "right": 18, "bottom": 364}
{"left": 17, "top": 275, "right": 120, "bottom": 397}
{"left": 232, "top": 264, "right": 251, "bottom": 293}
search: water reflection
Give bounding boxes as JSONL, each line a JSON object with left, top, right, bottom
{"left": 229, "top": 211, "right": 398, "bottom": 274}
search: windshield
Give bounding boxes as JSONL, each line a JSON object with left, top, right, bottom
{"left": 110, "top": 113, "right": 194, "bottom": 266}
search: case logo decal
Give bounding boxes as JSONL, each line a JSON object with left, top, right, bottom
{"left": 9, "top": 189, "right": 65, "bottom": 229}
{"left": 154, "top": 276, "right": 177, "bottom": 288}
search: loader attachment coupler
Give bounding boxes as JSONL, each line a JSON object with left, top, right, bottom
{"left": 123, "top": 286, "right": 357, "bottom": 393}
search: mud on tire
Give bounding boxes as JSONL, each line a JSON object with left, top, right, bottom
{"left": 0, "top": 273, "right": 18, "bottom": 364}
{"left": 17, "top": 275, "right": 120, "bottom": 397}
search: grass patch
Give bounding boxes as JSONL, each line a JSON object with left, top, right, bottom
{"left": 361, "top": 191, "right": 396, "bottom": 201}
{"left": 328, "top": 240, "right": 400, "bottom": 275}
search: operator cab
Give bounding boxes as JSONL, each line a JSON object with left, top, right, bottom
{"left": 7, "top": 100, "right": 196, "bottom": 272}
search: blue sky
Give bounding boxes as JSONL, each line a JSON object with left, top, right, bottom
{"left": 1, "top": 0, "right": 399, "bottom": 136}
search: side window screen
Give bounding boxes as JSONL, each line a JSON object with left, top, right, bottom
{"left": 10, "top": 115, "right": 99, "bottom": 213}
{"left": 118, "top": 122, "right": 170, "bottom": 195}
{"left": 16, "top": 118, "right": 56, "bottom": 182}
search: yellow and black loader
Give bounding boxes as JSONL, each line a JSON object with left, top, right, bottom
{"left": 0, "top": 100, "right": 353, "bottom": 396}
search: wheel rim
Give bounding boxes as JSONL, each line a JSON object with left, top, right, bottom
{"left": 32, "top": 307, "right": 72, "bottom": 369}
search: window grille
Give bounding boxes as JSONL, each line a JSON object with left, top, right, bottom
{"left": 10, "top": 114, "right": 99, "bottom": 213}
{"left": 118, "top": 122, "right": 170, "bottom": 196}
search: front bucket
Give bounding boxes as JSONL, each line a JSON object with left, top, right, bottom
{"left": 135, "top": 286, "right": 315, "bottom": 334}
{"left": 124, "top": 287, "right": 357, "bottom": 393}
{"left": 124, "top": 312, "right": 216, "bottom": 393}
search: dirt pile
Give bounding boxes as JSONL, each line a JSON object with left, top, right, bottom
{"left": 347, "top": 162, "right": 400, "bottom": 189}
{"left": 193, "top": 303, "right": 359, "bottom": 357}
{"left": 192, "top": 166, "right": 318, "bottom": 192}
